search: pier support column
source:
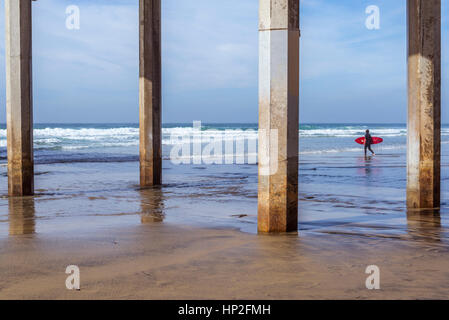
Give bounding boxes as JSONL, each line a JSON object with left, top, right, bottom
{"left": 139, "top": 0, "right": 162, "bottom": 187}
{"left": 407, "top": 0, "right": 441, "bottom": 209}
{"left": 258, "top": 0, "right": 299, "bottom": 233}
{"left": 5, "top": 0, "right": 34, "bottom": 196}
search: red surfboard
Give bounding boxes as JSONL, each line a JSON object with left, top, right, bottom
{"left": 355, "top": 137, "right": 383, "bottom": 145}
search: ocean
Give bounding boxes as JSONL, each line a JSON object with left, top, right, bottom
{"left": 1, "top": 123, "right": 448, "bottom": 164}
{"left": 1, "top": 123, "right": 448, "bottom": 238}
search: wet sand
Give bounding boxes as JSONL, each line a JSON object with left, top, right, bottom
{"left": 1, "top": 146, "right": 449, "bottom": 299}
{"left": 1, "top": 221, "right": 449, "bottom": 300}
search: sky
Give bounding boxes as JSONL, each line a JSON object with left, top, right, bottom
{"left": 0, "top": 0, "right": 448, "bottom": 124}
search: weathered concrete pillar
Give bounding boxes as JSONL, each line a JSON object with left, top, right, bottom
{"left": 407, "top": 0, "right": 441, "bottom": 209}
{"left": 5, "top": 0, "right": 34, "bottom": 196}
{"left": 258, "top": 0, "right": 299, "bottom": 233}
{"left": 139, "top": 0, "right": 162, "bottom": 187}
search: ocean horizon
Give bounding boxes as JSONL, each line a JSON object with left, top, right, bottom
{"left": 1, "top": 123, "right": 449, "bottom": 165}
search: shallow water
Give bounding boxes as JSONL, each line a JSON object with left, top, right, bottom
{"left": 1, "top": 123, "right": 449, "bottom": 161}
{"left": 1, "top": 127, "right": 448, "bottom": 248}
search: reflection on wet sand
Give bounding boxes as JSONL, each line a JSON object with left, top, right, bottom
{"left": 406, "top": 209, "right": 441, "bottom": 243}
{"left": 364, "top": 156, "right": 372, "bottom": 176}
{"left": 140, "top": 187, "right": 165, "bottom": 223}
{"left": 8, "top": 197, "right": 36, "bottom": 235}
{"left": 356, "top": 156, "right": 382, "bottom": 178}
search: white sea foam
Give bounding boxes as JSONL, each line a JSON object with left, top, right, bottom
{"left": 300, "top": 144, "right": 407, "bottom": 155}
{"left": 0, "top": 126, "right": 448, "bottom": 153}
{"left": 299, "top": 128, "right": 407, "bottom": 137}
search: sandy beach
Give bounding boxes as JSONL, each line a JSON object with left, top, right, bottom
{"left": 1, "top": 221, "right": 449, "bottom": 300}
{"left": 1, "top": 139, "right": 449, "bottom": 299}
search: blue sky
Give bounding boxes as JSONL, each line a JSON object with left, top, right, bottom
{"left": 0, "top": 0, "right": 448, "bottom": 123}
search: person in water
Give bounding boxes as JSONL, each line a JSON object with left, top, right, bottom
{"left": 364, "top": 129, "right": 375, "bottom": 156}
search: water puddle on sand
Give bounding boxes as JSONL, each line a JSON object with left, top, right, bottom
{"left": 0, "top": 148, "right": 448, "bottom": 247}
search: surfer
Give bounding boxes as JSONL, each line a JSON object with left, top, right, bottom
{"left": 364, "top": 129, "right": 375, "bottom": 156}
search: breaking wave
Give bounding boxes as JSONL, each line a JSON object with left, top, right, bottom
{"left": 0, "top": 124, "right": 447, "bottom": 163}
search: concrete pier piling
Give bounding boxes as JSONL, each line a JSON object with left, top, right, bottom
{"left": 258, "top": 0, "right": 300, "bottom": 233}
{"left": 2, "top": 0, "right": 444, "bottom": 238}
{"left": 5, "top": 0, "right": 34, "bottom": 196}
{"left": 407, "top": 0, "right": 441, "bottom": 209}
{"left": 139, "top": 0, "right": 162, "bottom": 187}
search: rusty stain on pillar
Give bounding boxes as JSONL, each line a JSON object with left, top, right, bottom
{"left": 139, "top": 0, "right": 162, "bottom": 187}
{"left": 5, "top": 0, "right": 34, "bottom": 196}
{"left": 407, "top": 0, "right": 441, "bottom": 209}
{"left": 258, "top": 0, "right": 300, "bottom": 233}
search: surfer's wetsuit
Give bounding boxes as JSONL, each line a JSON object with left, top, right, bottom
{"left": 364, "top": 133, "right": 375, "bottom": 155}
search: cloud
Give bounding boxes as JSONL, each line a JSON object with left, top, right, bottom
{"left": 301, "top": 0, "right": 406, "bottom": 82}
{"left": 162, "top": 0, "right": 258, "bottom": 91}
{"left": 0, "top": 0, "right": 448, "bottom": 123}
